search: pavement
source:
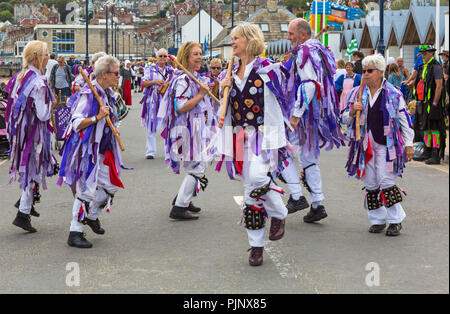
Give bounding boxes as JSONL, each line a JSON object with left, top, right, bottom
{"left": 0, "top": 91, "right": 448, "bottom": 294}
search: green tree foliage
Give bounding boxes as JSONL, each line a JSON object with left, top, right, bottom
{"left": 0, "top": 9, "right": 13, "bottom": 22}
{"left": 283, "top": 0, "right": 310, "bottom": 12}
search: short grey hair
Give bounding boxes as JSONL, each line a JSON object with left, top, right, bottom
{"left": 362, "top": 54, "right": 386, "bottom": 73}
{"left": 157, "top": 48, "right": 168, "bottom": 56}
{"left": 294, "top": 18, "right": 312, "bottom": 37}
{"left": 92, "top": 51, "right": 106, "bottom": 64}
{"left": 94, "top": 55, "right": 120, "bottom": 78}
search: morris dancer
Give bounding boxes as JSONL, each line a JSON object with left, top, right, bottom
{"left": 342, "top": 54, "right": 414, "bottom": 236}
{"left": 280, "top": 18, "right": 346, "bottom": 221}
{"left": 58, "top": 55, "right": 125, "bottom": 248}
{"left": 73, "top": 52, "right": 106, "bottom": 93}
{"left": 202, "top": 58, "right": 222, "bottom": 103}
{"left": 141, "top": 48, "right": 174, "bottom": 159}
{"left": 218, "top": 23, "right": 294, "bottom": 266}
{"left": 5, "top": 41, "right": 57, "bottom": 232}
{"left": 158, "top": 42, "right": 217, "bottom": 220}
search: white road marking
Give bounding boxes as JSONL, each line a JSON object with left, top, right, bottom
{"left": 234, "top": 195, "right": 297, "bottom": 279}
{"left": 264, "top": 240, "right": 298, "bottom": 279}
{"left": 0, "top": 160, "right": 7, "bottom": 167}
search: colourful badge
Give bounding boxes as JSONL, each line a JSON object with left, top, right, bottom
{"left": 234, "top": 101, "right": 239, "bottom": 110}
{"left": 254, "top": 79, "right": 262, "bottom": 87}
{"left": 235, "top": 112, "right": 241, "bottom": 120}
{"left": 246, "top": 112, "right": 254, "bottom": 120}
{"left": 231, "top": 89, "right": 237, "bottom": 97}
{"left": 256, "top": 116, "right": 264, "bottom": 124}
{"left": 244, "top": 99, "right": 254, "bottom": 107}
{"left": 252, "top": 105, "right": 260, "bottom": 113}
{"left": 249, "top": 87, "right": 257, "bottom": 95}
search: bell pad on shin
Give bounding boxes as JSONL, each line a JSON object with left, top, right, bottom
{"left": 366, "top": 188, "right": 382, "bottom": 210}
{"left": 244, "top": 205, "right": 266, "bottom": 230}
{"left": 249, "top": 183, "right": 271, "bottom": 199}
{"left": 382, "top": 186, "right": 403, "bottom": 208}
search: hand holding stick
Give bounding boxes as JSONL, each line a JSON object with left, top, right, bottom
{"left": 77, "top": 66, "right": 125, "bottom": 151}
{"left": 218, "top": 52, "right": 235, "bottom": 128}
{"left": 168, "top": 55, "right": 221, "bottom": 105}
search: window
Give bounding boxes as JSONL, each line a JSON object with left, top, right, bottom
{"left": 52, "top": 29, "right": 75, "bottom": 42}
{"left": 280, "top": 23, "right": 288, "bottom": 32}
{"left": 258, "top": 23, "right": 270, "bottom": 32}
{"left": 52, "top": 43, "right": 75, "bottom": 53}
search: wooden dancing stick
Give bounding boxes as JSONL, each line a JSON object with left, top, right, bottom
{"left": 355, "top": 76, "right": 364, "bottom": 142}
{"left": 314, "top": 25, "right": 330, "bottom": 40}
{"left": 77, "top": 66, "right": 125, "bottom": 151}
{"left": 218, "top": 51, "right": 235, "bottom": 128}
{"left": 168, "top": 55, "right": 221, "bottom": 105}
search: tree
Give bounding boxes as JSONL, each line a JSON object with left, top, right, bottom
{"left": 0, "top": 10, "right": 13, "bottom": 22}
{"left": 283, "top": 0, "right": 309, "bottom": 12}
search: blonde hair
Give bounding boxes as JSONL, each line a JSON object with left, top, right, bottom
{"left": 230, "top": 22, "right": 266, "bottom": 57}
{"left": 176, "top": 42, "right": 202, "bottom": 69}
{"left": 336, "top": 58, "right": 346, "bottom": 69}
{"left": 18, "top": 40, "right": 48, "bottom": 82}
{"left": 210, "top": 58, "right": 222, "bottom": 67}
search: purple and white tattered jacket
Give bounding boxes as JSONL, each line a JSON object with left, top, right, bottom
{"left": 157, "top": 69, "right": 217, "bottom": 174}
{"left": 282, "top": 39, "right": 347, "bottom": 158}
{"left": 57, "top": 80, "right": 124, "bottom": 195}
{"left": 140, "top": 63, "right": 174, "bottom": 133}
{"left": 216, "top": 57, "right": 296, "bottom": 180}
{"left": 5, "top": 66, "right": 57, "bottom": 191}
{"left": 342, "top": 79, "right": 414, "bottom": 179}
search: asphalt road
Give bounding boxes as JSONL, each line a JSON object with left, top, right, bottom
{"left": 0, "top": 91, "right": 448, "bottom": 294}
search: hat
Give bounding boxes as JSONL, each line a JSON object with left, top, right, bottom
{"left": 439, "top": 50, "right": 449, "bottom": 57}
{"left": 419, "top": 44, "right": 436, "bottom": 52}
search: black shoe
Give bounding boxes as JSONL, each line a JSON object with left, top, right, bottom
{"left": 425, "top": 148, "right": 440, "bottom": 165}
{"left": 368, "top": 223, "right": 386, "bottom": 233}
{"left": 286, "top": 195, "right": 309, "bottom": 214}
{"left": 15, "top": 199, "right": 40, "bottom": 217}
{"left": 386, "top": 223, "right": 402, "bottom": 236}
{"left": 169, "top": 205, "right": 199, "bottom": 220}
{"left": 303, "top": 205, "right": 328, "bottom": 223}
{"left": 67, "top": 232, "right": 93, "bottom": 248}
{"left": 12, "top": 211, "right": 36, "bottom": 233}
{"left": 172, "top": 195, "right": 201, "bottom": 213}
{"left": 83, "top": 218, "right": 105, "bottom": 235}
{"left": 146, "top": 155, "right": 154, "bottom": 159}
{"left": 413, "top": 146, "right": 431, "bottom": 161}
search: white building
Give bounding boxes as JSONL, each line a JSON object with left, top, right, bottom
{"left": 181, "top": 10, "right": 223, "bottom": 46}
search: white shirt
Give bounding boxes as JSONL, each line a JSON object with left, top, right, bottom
{"left": 342, "top": 80, "right": 414, "bottom": 147}
{"left": 45, "top": 59, "right": 58, "bottom": 81}
{"left": 233, "top": 58, "right": 257, "bottom": 92}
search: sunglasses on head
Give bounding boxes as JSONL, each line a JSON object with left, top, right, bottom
{"left": 362, "top": 68, "right": 376, "bottom": 74}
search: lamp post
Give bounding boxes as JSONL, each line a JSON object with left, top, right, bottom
{"left": 128, "top": 32, "right": 131, "bottom": 60}
{"left": 198, "top": 0, "right": 201, "bottom": 43}
{"left": 210, "top": 0, "right": 212, "bottom": 59}
{"left": 122, "top": 29, "right": 125, "bottom": 60}
{"left": 85, "top": 0, "right": 89, "bottom": 63}
{"left": 105, "top": 4, "right": 108, "bottom": 53}
{"left": 377, "top": 0, "right": 385, "bottom": 56}
{"left": 115, "top": 24, "right": 118, "bottom": 58}
{"left": 231, "top": 0, "right": 234, "bottom": 29}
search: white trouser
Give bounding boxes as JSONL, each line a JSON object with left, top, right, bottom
{"left": 280, "top": 138, "right": 324, "bottom": 204}
{"left": 174, "top": 161, "right": 207, "bottom": 208}
{"left": 242, "top": 145, "right": 288, "bottom": 247}
{"left": 145, "top": 130, "right": 157, "bottom": 157}
{"left": 19, "top": 184, "right": 35, "bottom": 215}
{"left": 70, "top": 155, "right": 121, "bottom": 232}
{"left": 362, "top": 132, "right": 406, "bottom": 225}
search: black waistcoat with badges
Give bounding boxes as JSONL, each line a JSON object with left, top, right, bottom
{"left": 230, "top": 68, "right": 265, "bottom": 129}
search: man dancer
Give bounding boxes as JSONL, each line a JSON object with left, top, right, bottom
{"left": 280, "top": 18, "right": 346, "bottom": 222}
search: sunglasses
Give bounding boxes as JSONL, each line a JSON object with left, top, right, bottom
{"left": 107, "top": 71, "right": 120, "bottom": 76}
{"left": 362, "top": 68, "right": 376, "bottom": 74}
{"left": 211, "top": 67, "right": 222, "bottom": 70}
{"left": 158, "top": 55, "right": 168, "bottom": 58}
